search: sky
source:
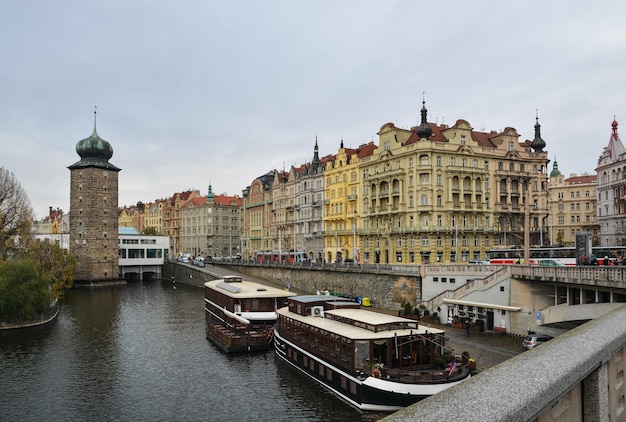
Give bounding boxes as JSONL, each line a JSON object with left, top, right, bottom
{"left": 2, "top": 1, "right": 626, "bottom": 220}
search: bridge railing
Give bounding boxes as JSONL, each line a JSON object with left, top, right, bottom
{"left": 511, "top": 265, "right": 626, "bottom": 285}
{"left": 382, "top": 305, "right": 626, "bottom": 422}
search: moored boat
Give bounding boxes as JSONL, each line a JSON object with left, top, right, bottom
{"left": 204, "top": 275, "right": 296, "bottom": 352}
{"left": 274, "top": 295, "right": 471, "bottom": 411}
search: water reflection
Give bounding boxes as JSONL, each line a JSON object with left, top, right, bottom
{"left": 0, "top": 281, "right": 384, "bottom": 421}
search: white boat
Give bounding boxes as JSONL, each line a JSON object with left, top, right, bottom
{"left": 204, "top": 275, "right": 296, "bottom": 352}
{"left": 274, "top": 295, "right": 471, "bottom": 411}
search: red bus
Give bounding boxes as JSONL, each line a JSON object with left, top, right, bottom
{"left": 256, "top": 250, "right": 308, "bottom": 263}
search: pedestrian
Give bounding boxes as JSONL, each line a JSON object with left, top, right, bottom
{"left": 465, "top": 320, "right": 471, "bottom": 337}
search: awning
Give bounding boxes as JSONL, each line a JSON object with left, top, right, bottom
{"left": 443, "top": 298, "right": 522, "bottom": 312}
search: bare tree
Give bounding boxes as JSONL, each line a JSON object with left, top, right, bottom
{"left": 0, "top": 167, "right": 33, "bottom": 260}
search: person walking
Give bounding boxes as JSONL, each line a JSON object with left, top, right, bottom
{"left": 465, "top": 320, "right": 471, "bottom": 337}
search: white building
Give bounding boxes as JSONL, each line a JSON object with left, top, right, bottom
{"left": 118, "top": 227, "right": 170, "bottom": 281}
{"left": 596, "top": 118, "right": 626, "bottom": 246}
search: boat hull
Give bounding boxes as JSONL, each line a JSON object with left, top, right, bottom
{"left": 273, "top": 329, "right": 468, "bottom": 412}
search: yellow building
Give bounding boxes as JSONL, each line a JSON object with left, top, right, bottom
{"left": 144, "top": 201, "right": 164, "bottom": 234}
{"left": 118, "top": 207, "right": 134, "bottom": 228}
{"left": 356, "top": 102, "right": 549, "bottom": 264}
{"left": 548, "top": 160, "right": 599, "bottom": 245}
{"left": 323, "top": 139, "right": 377, "bottom": 263}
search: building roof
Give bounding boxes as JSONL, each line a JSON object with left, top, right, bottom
{"left": 119, "top": 227, "right": 141, "bottom": 235}
{"left": 68, "top": 110, "right": 121, "bottom": 172}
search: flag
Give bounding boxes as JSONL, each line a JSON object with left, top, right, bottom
{"left": 274, "top": 297, "right": 278, "bottom": 312}
{"left": 448, "top": 359, "right": 456, "bottom": 377}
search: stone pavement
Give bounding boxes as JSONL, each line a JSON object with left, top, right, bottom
{"left": 438, "top": 324, "right": 523, "bottom": 371}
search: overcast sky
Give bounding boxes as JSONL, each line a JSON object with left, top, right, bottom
{"left": 2, "top": 1, "right": 625, "bottom": 220}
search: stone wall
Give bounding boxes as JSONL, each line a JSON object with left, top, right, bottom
{"left": 164, "top": 262, "right": 421, "bottom": 310}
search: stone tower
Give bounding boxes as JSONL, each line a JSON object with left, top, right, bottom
{"left": 68, "top": 111, "right": 121, "bottom": 282}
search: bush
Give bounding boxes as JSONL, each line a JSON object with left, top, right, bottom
{"left": 0, "top": 260, "right": 53, "bottom": 323}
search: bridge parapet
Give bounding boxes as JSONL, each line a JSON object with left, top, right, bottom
{"left": 512, "top": 265, "right": 626, "bottom": 286}
{"left": 383, "top": 305, "right": 626, "bottom": 422}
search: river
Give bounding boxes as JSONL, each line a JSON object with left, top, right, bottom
{"left": 0, "top": 280, "right": 386, "bottom": 421}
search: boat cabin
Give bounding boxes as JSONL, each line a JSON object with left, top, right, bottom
{"left": 278, "top": 296, "right": 448, "bottom": 377}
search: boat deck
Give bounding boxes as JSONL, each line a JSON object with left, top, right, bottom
{"left": 206, "top": 322, "right": 273, "bottom": 352}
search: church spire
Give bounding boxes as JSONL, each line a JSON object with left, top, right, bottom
{"left": 311, "top": 135, "right": 321, "bottom": 173}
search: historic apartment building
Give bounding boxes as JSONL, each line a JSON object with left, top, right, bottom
{"left": 548, "top": 160, "right": 599, "bottom": 246}
{"left": 68, "top": 114, "right": 121, "bottom": 282}
{"left": 323, "top": 139, "right": 377, "bottom": 263}
{"left": 180, "top": 184, "right": 242, "bottom": 258}
{"left": 241, "top": 170, "right": 275, "bottom": 259}
{"left": 239, "top": 101, "right": 551, "bottom": 265}
{"left": 293, "top": 141, "right": 327, "bottom": 262}
{"left": 596, "top": 118, "right": 626, "bottom": 246}
{"left": 355, "top": 103, "right": 550, "bottom": 264}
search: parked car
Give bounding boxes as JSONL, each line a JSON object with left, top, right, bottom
{"left": 522, "top": 334, "right": 553, "bottom": 349}
{"left": 469, "top": 260, "right": 490, "bottom": 265}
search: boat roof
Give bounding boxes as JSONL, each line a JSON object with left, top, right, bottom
{"left": 277, "top": 306, "right": 444, "bottom": 340}
{"left": 204, "top": 277, "right": 296, "bottom": 299}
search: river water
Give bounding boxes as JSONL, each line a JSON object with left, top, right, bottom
{"left": 0, "top": 280, "right": 386, "bottom": 422}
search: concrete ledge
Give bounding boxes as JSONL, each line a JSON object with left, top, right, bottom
{"left": 382, "top": 304, "right": 626, "bottom": 422}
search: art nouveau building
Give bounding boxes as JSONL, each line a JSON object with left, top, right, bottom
{"left": 596, "top": 118, "right": 626, "bottom": 246}
{"left": 357, "top": 102, "right": 550, "bottom": 264}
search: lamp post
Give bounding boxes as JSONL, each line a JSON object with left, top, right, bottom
{"left": 352, "top": 211, "right": 357, "bottom": 265}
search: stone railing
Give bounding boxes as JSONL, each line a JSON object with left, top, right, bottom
{"left": 382, "top": 305, "right": 626, "bottom": 422}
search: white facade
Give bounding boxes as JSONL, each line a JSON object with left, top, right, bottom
{"left": 596, "top": 119, "right": 626, "bottom": 246}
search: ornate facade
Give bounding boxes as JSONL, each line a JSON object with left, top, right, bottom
{"left": 596, "top": 118, "right": 626, "bottom": 246}
{"left": 180, "top": 185, "right": 242, "bottom": 258}
{"left": 548, "top": 161, "right": 599, "bottom": 246}
{"left": 241, "top": 171, "right": 275, "bottom": 260}
{"left": 357, "top": 102, "right": 550, "bottom": 264}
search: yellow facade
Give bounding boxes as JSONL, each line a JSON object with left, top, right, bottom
{"left": 356, "top": 117, "right": 549, "bottom": 265}
{"left": 323, "top": 142, "right": 369, "bottom": 262}
{"left": 548, "top": 162, "right": 599, "bottom": 245}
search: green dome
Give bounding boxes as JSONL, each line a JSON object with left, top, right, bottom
{"left": 75, "top": 128, "right": 114, "bottom": 161}
{"left": 68, "top": 112, "right": 120, "bottom": 172}
{"left": 549, "top": 160, "right": 561, "bottom": 178}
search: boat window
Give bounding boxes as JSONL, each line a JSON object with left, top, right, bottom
{"left": 354, "top": 341, "right": 369, "bottom": 370}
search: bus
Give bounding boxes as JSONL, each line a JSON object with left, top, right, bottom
{"left": 256, "top": 250, "right": 308, "bottom": 264}
{"left": 486, "top": 246, "right": 626, "bottom": 266}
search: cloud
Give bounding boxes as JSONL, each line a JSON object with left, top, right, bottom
{"left": 1, "top": 1, "right": 625, "bottom": 218}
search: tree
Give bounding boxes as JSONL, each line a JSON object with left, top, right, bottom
{"left": 0, "top": 167, "right": 33, "bottom": 260}
{"left": 143, "top": 226, "right": 158, "bottom": 236}
{"left": 20, "top": 239, "right": 76, "bottom": 299}
{"left": 0, "top": 259, "right": 52, "bottom": 323}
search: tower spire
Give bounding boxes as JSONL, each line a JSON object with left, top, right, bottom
{"left": 530, "top": 111, "right": 546, "bottom": 152}
{"left": 92, "top": 106, "right": 98, "bottom": 137}
{"left": 416, "top": 92, "right": 433, "bottom": 140}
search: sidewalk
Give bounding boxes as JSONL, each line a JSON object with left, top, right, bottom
{"left": 441, "top": 324, "right": 522, "bottom": 371}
